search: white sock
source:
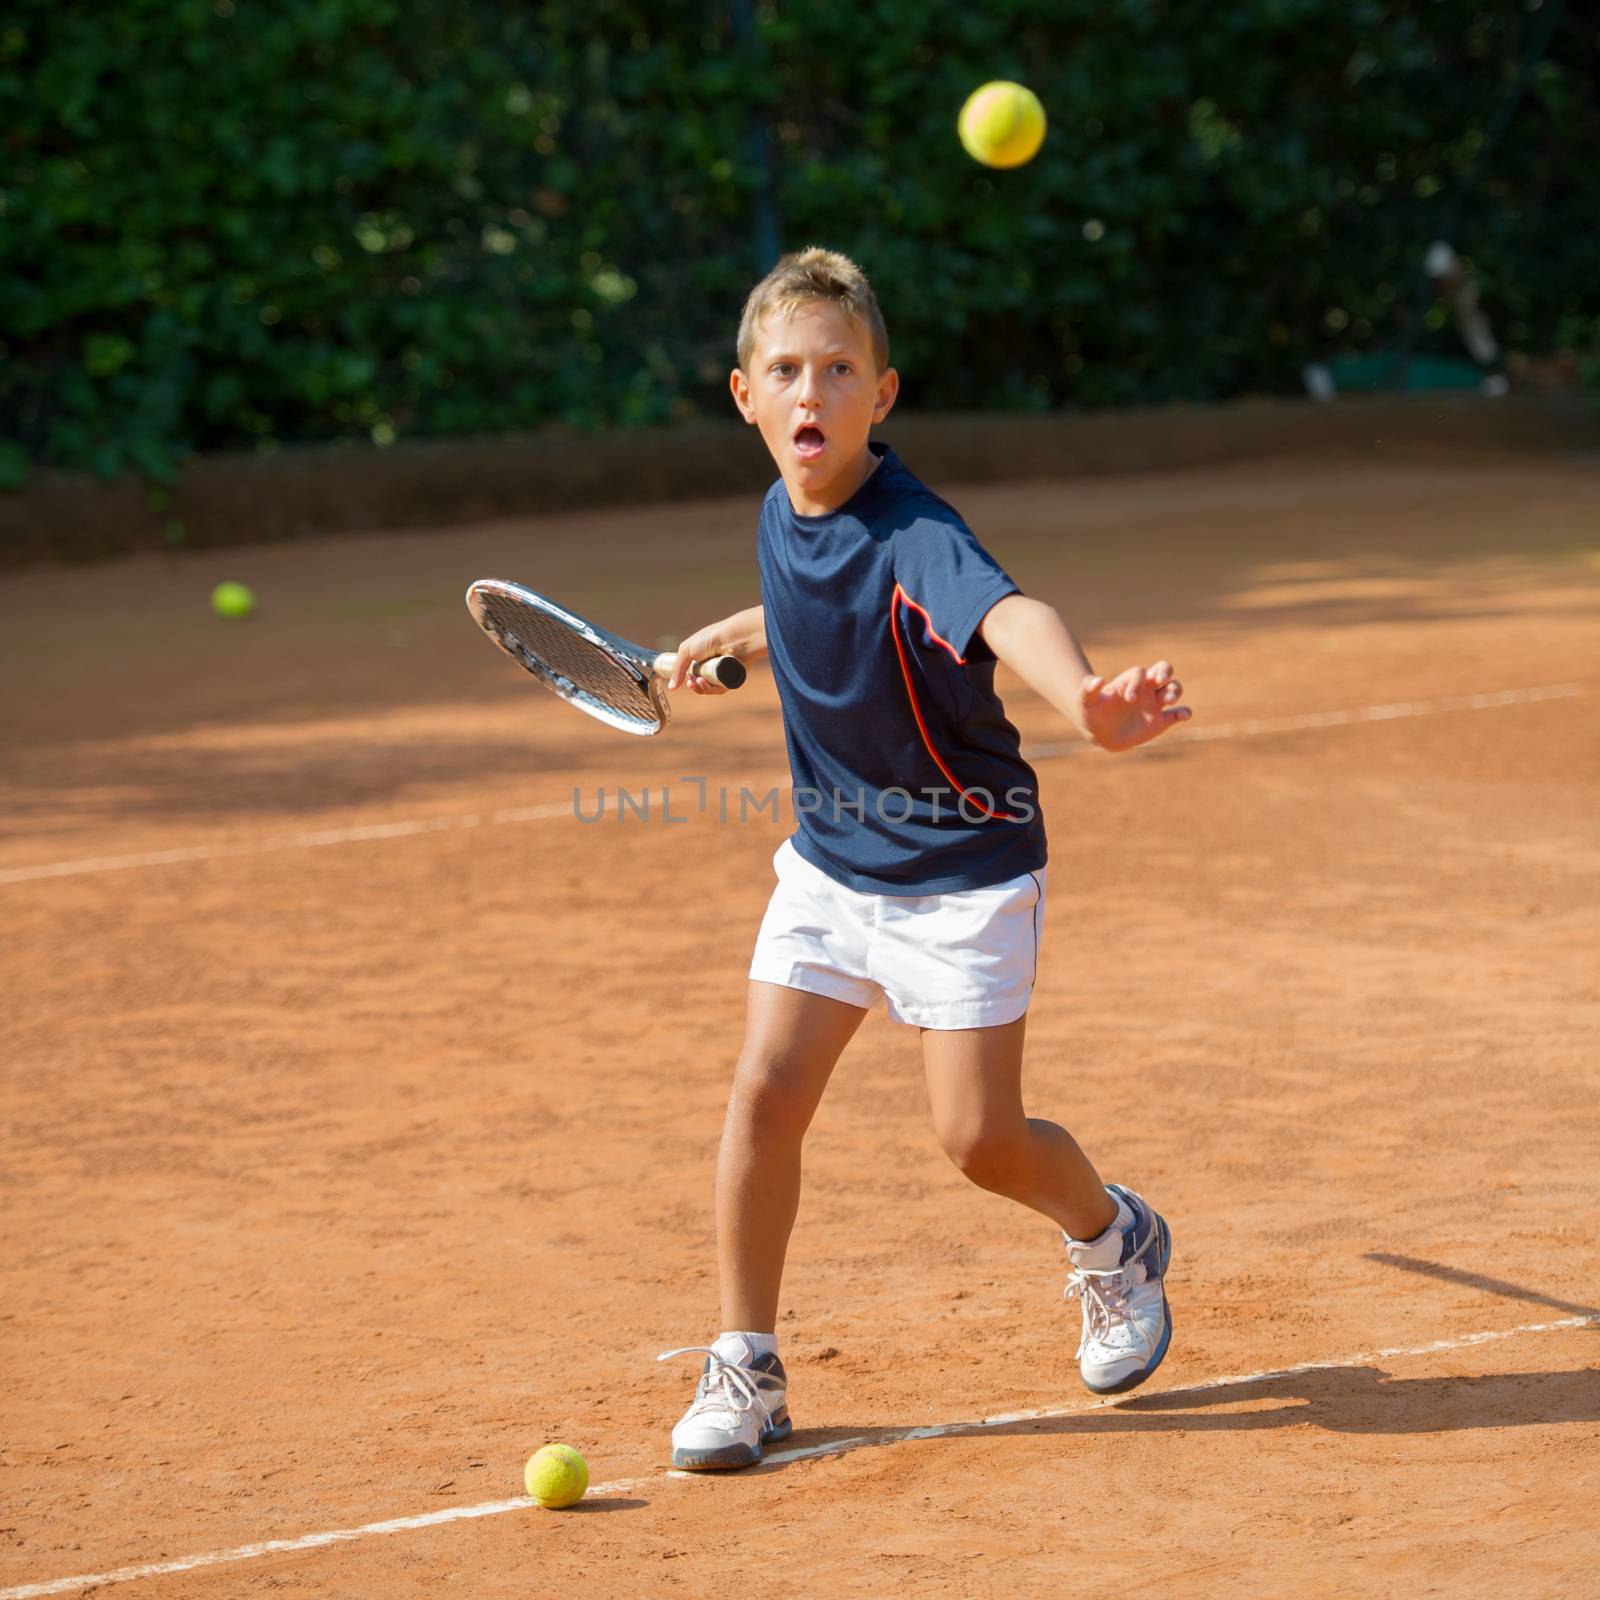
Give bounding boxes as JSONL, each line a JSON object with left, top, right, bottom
{"left": 1065, "top": 1193, "right": 1135, "bottom": 1267}
{"left": 713, "top": 1330, "right": 779, "bottom": 1367}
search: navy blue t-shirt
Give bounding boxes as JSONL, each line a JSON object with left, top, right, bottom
{"left": 757, "top": 441, "right": 1048, "bottom": 894}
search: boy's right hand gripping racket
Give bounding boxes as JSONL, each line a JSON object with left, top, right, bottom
{"left": 466, "top": 578, "right": 746, "bottom": 737}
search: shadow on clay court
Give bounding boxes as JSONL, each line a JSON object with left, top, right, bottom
{"left": 561, "top": 1497, "right": 648, "bottom": 1514}
{"left": 767, "top": 1359, "right": 1600, "bottom": 1468}
{"left": 5, "top": 458, "right": 1598, "bottom": 808}
{"left": 1084, "top": 1362, "right": 1600, "bottom": 1435}
{"left": 1365, "top": 1252, "right": 1600, "bottom": 1321}
{"left": 0, "top": 708, "right": 786, "bottom": 830}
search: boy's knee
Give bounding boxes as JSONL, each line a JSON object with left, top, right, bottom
{"left": 727, "top": 1054, "right": 816, "bottom": 1142}
{"left": 936, "top": 1121, "right": 1027, "bottom": 1192}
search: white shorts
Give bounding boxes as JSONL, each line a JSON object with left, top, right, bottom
{"left": 748, "top": 838, "right": 1046, "bottom": 1030}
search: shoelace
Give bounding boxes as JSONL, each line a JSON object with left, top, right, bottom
{"left": 1063, "top": 1226, "right": 1157, "bottom": 1358}
{"left": 657, "top": 1346, "right": 778, "bottom": 1427}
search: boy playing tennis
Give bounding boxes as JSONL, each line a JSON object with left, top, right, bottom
{"left": 658, "top": 248, "right": 1190, "bottom": 1470}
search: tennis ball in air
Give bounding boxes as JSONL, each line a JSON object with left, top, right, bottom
{"left": 958, "top": 80, "right": 1047, "bottom": 169}
{"left": 211, "top": 581, "right": 256, "bottom": 620}
{"left": 524, "top": 1443, "right": 588, "bottom": 1509}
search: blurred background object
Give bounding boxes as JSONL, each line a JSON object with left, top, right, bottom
{"left": 1, "top": 1, "right": 1596, "bottom": 513}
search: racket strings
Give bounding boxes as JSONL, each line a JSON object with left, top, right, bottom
{"left": 477, "top": 592, "right": 658, "bottom": 729}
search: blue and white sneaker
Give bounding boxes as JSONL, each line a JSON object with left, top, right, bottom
{"left": 1063, "top": 1183, "right": 1173, "bottom": 1394}
{"left": 658, "top": 1341, "right": 792, "bottom": 1470}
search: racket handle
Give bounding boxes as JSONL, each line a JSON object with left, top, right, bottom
{"left": 653, "top": 652, "right": 747, "bottom": 691}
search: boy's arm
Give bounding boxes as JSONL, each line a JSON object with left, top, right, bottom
{"left": 978, "top": 593, "right": 1190, "bottom": 752}
{"left": 667, "top": 604, "right": 767, "bottom": 695}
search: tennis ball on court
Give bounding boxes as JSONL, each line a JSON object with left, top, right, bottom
{"left": 524, "top": 1443, "right": 588, "bottom": 1509}
{"left": 958, "top": 81, "right": 1047, "bottom": 169}
{"left": 211, "top": 581, "right": 256, "bottom": 620}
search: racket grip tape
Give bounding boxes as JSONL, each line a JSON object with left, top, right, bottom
{"left": 653, "top": 652, "right": 747, "bottom": 691}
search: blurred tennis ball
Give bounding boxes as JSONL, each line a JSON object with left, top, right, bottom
{"left": 525, "top": 1443, "right": 588, "bottom": 1509}
{"left": 958, "top": 81, "right": 1047, "bottom": 169}
{"left": 211, "top": 581, "right": 256, "bottom": 620}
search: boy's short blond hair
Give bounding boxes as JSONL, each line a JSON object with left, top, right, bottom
{"left": 736, "top": 247, "right": 890, "bottom": 374}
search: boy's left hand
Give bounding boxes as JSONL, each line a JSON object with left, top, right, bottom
{"left": 1079, "top": 661, "right": 1191, "bottom": 752}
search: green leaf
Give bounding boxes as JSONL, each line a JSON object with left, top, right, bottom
{"left": 83, "top": 333, "right": 138, "bottom": 378}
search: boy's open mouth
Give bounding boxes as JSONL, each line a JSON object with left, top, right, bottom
{"left": 794, "top": 425, "right": 826, "bottom": 460}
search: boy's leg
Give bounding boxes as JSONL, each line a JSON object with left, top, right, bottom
{"left": 920, "top": 1015, "right": 1173, "bottom": 1394}
{"left": 717, "top": 979, "right": 867, "bottom": 1332}
{"left": 662, "top": 979, "right": 866, "bottom": 1471}
{"left": 920, "top": 1014, "right": 1116, "bottom": 1239}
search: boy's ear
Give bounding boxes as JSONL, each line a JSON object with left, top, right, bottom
{"left": 729, "top": 368, "right": 757, "bottom": 424}
{"left": 872, "top": 366, "right": 900, "bottom": 424}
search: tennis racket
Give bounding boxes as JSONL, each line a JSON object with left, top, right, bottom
{"left": 466, "top": 577, "right": 746, "bottom": 737}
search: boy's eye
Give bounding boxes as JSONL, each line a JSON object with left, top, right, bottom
{"left": 771, "top": 362, "right": 795, "bottom": 377}
{"left": 831, "top": 362, "right": 853, "bottom": 376}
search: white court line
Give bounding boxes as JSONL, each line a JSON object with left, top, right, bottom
{"left": 0, "top": 682, "right": 1581, "bottom": 887}
{"left": 4, "top": 1313, "right": 1594, "bottom": 1599}
{"left": 0, "top": 1486, "right": 639, "bottom": 1600}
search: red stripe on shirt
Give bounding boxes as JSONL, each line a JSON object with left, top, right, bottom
{"left": 893, "top": 586, "right": 968, "bottom": 664}
{"left": 890, "top": 583, "right": 1022, "bottom": 822}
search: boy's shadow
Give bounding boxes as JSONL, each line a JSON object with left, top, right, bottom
{"left": 1077, "top": 1363, "right": 1600, "bottom": 1436}
{"left": 774, "top": 1363, "right": 1599, "bottom": 1466}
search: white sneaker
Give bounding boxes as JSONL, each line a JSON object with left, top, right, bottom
{"left": 1064, "top": 1184, "right": 1174, "bottom": 1394}
{"left": 658, "top": 1341, "right": 792, "bottom": 1470}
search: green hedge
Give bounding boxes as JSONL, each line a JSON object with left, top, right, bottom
{"left": 3, "top": 0, "right": 1596, "bottom": 487}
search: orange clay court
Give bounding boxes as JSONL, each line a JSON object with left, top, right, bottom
{"left": 2, "top": 445, "right": 1597, "bottom": 1598}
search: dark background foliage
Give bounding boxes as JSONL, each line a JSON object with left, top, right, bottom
{"left": 2, "top": 0, "right": 1595, "bottom": 486}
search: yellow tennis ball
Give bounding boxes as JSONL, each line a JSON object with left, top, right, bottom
{"left": 211, "top": 581, "right": 255, "bottom": 619}
{"left": 958, "top": 80, "right": 1047, "bottom": 169}
{"left": 524, "top": 1443, "right": 588, "bottom": 1509}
